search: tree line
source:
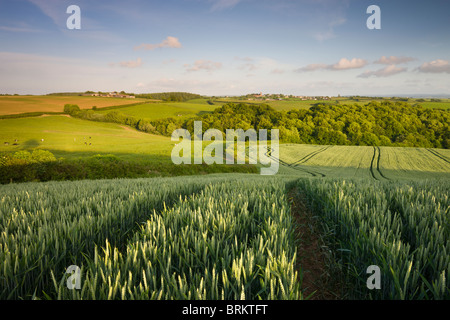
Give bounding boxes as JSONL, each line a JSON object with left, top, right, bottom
{"left": 64, "top": 101, "right": 450, "bottom": 149}
{"left": 134, "top": 92, "right": 202, "bottom": 102}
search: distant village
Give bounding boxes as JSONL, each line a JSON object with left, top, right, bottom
{"left": 82, "top": 91, "right": 136, "bottom": 99}
{"left": 245, "top": 92, "right": 331, "bottom": 101}
{"left": 81, "top": 91, "right": 333, "bottom": 102}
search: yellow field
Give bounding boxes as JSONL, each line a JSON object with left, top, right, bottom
{"left": 0, "top": 95, "right": 147, "bottom": 115}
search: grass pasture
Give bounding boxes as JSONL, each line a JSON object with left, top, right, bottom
{"left": 0, "top": 115, "right": 173, "bottom": 161}
{"left": 0, "top": 115, "right": 259, "bottom": 182}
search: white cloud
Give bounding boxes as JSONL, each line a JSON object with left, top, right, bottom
{"left": 109, "top": 58, "right": 143, "bottom": 68}
{"left": 28, "top": 0, "right": 67, "bottom": 27}
{"left": 184, "top": 60, "right": 222, "bottom": 73}
{"left": 330, "top": 58, "right": 367, "bottom": 70}
{"left": 358, "top": 65, "right": 407, "bottom": 78}
{"left": 235, "top": 57, "right": 291, "bottom": 75}
{"left": 374, "top": 56, "right": 416, "bottom": 65}
{"left": 134, "top": 36, "right": 182, "bottom": 51}
{"left": 295, "top": 58, "right": 367, "bottom": 72}
{"left": 417, "top": 59, "right": 450, "bottom": 74}
{"left": 120, "top": 58, "right": 143, "bottom": 68}
{"left": 295, "top": 63, "right": 328, "bottom": 72}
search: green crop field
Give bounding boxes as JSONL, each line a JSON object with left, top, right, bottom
{"left": 95, "top": 101, "right": 217, "bottom": 121}
{"left": 336, "top": 97, "right": 450, "bottom": 110}
{"left": 260, "top": 100, "right": 328, "bottom": 111}
{"left": 296, "top": 177, "right": 449, "bottom": 299}
{"left": 214, "top": 97, "right": 450, "bottom": 111}
{"left": 0, "top": 175, "right": 301, "bottom": 300}
{"left": 276, "top": 144, "right": 450, "bottom": 180}
{"left": 0, "top": 173, "right": 448, "bottom": 300}
{"left": 214, "top": 98, "right": 318, "bottom": 111}
{"left": 412, "top": 101, "right": 450, "bottom": 110}
{"left": 0, "top": 95, "right": 148, "bottom": 116}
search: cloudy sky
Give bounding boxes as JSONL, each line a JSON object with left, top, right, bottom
{"left": 0, "top": 0, "right": 449, "bottom": 96}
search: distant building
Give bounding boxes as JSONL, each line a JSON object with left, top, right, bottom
{"left": 84, "top": 92, "right": 135, "bottom": 98}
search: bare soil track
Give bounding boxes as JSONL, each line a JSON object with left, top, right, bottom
{"left": 288, "top": 188, "right": 342, "bottom": 300}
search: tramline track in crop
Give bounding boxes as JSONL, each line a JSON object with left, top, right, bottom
{"left": 370, "top": 146, "right": 389, "bottom": 181}
{"left": 376, "top": 146, "right": 389, "bottom": 180}
{"left": 426, "top": 148, "right": 450, "bottom": 165}
{"left": 290, "top": 146, "right": 332, "bottom": 167}
{"left": 265, "top": 147, "right": 326, "bottom": 177}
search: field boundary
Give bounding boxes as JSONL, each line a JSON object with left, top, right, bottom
{"left": 92, "top": 101, "right": 155, "bottom": 112}
{"left": 0, "top": 111, "right": 65, "bottom": 120}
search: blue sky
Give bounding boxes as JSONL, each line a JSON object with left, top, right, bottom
{"left": 0, "top": 0, "right": 449, "bottom": 96}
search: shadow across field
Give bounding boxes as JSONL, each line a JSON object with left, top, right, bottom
{"left": 21, "top": 139, "right": 41, "bottom": 149}
{"left": 0, "top": 151, "right": 258, "bottom": 184}
{"left": 196, "top": 110, "right": 214, "bottom": 116}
